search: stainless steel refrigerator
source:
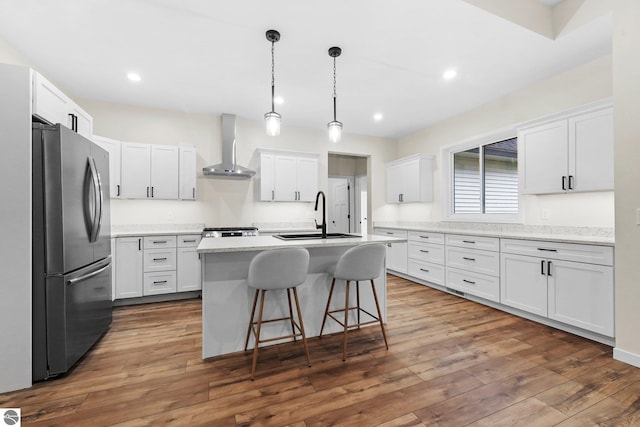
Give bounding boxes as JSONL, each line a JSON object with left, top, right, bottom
{"left": 32, "top": 122, "right": 113, "bottom": 381}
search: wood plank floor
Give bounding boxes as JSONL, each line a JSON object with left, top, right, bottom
{"left": 3, "top": 275, "right": 640, "bottom": 426}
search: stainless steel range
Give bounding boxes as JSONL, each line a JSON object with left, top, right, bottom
{"left": 202, "top": 227, "right": 259, "bottom": 238}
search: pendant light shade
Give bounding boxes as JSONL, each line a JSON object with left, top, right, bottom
{"left": 265, "top": 30, "right": 281, "bottom": 136}
{"left": 328, "top": 46, "right": 342, "bottom": 143}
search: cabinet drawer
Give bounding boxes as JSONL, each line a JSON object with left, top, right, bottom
{"left": 143, "top": 271, "right": 177, "bottom": 296}
{"left": 408, "top": 241, "right": 445, "bottom": 264}
{"left": 446, "top": 267, "right": 500, "bottom": 303}
{"left": 446, "top": 246, "right": 499, "bottom": 277}
{"left": 375, "top": 228, "right": 407, "bottom": 238}
{"left": 144, "top": 235, "right": 177, "bottom": 249}
{"left": 178, "top": 234, "right": 202, "bottom": 248}
{"left": 408, "top": 231, "right": 444, "bottom": 245}
{"left": 144, "top": 248, "right": 177, "bottom": 272}
{"left": 446, "top": 234, "right": 499, "bottom": 252}
{"left": 408, "top": 259, "right": 445, "bottom": 286}
{"left": 501, "top": 238, "right": 613, "bottom": 266}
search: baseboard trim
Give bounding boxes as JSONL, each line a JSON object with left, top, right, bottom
{"left": 613, "top": 347, "right": 640, "bottom": 368}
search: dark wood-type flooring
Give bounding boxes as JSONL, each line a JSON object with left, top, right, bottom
{"left": 3, "top": 275, "right": 640, "bottom": 426}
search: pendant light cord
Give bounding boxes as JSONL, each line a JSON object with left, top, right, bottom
{"left": 332, "top": 56, "right": 337, "bottom": 121}
{"left": 271, "top": 41, "right": 275, "bottom": 112}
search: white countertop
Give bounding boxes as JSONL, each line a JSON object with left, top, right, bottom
{"left": 373, "top": 222, "right": 614, "bottom": 246}
{"left": 197, "top": 234, "right": 405, "bottom": 254}
{"left": 111, "top": 223, "right": 204, "bottom": 237}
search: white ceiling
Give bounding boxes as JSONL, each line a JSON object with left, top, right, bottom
{"left": 0, "top": 0, "right": 611, "bottom": 139}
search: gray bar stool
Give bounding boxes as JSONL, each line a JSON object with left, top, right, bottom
{"left": 243, "top": 247, "right": 311, "bottom": 380}
{"left": 319, "top": 243, "right": 388, "bottom": 361}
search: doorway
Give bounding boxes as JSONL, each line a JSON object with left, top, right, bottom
{"left": 327, "top": 153, "right": 369, "bottom": 234}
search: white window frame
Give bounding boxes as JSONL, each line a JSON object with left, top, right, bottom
{"left": 441, "top": 127, "right": 523, "bottom": 223}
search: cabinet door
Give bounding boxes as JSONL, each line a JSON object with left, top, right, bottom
{"left": 274, "top": 155, "right": 297, "bottom": 201}
{"left": 386, "top": 163, "right": 403, "bottom": 203}
{"left": 150, "top": 145, "right": 179, "bottom": 199}
{"left": 32, "top": 72, "right": 70, "bottom": 126}
{"left": 179, "top": 146, "right": 197, "bottom": 200}
{"left": 93, "top": 136, "right": 122, "bottom": 198}
{"left": 387, "top": 242, "right": 408, "bottom": 274}
{"left": 548, "top": 260, "right": 614, "bottom": 336}
{"left": 69, "top": 101, "right": 93, "bottom": 138}
{"left": 500, "top": 253, "right": 548, "bottom": 317}
{"left": 568, "top": 108, "right": 614, "bottom": 192}
{"left": 120, "top": 142, "right": 151, "bottom": 198}
{"left": 177, "top": 247, "right": 202, "bottom": 292}
{"left": 519, "top": 121, "right": 568, "bottom": 194}
{"left": 401, "top": 159, "right": 421, "bottom": 202}
{"left": 115, "top": 237, "right": 143, "bottom": 299}
{"left": 259, "top": 153, "right": 276, "bottom": 201}
{"left": 296, "top": 157, "right": 318, "bottom": 201}
{"left": 110, "top": 238, "right": 116, "bottom": 301}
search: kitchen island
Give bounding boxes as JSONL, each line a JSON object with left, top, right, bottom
{"left": 197, "top": 234, "right": 405, "bottom": 359}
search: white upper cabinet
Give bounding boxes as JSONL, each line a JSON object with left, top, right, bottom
{"left": 258, "top": 150, "right": 319, "bottom": 202}
{"left": 150, "top": 145, "right": 179, "bottom": 199}
{"left": 92, "top": 135, "right": 122, "bottom": 198}
{"left": 518, "top": 102, "right": 613, "bottom": 194}
{"left": 386, "top": 154, "right": 434, "bottom": 204}
{"left": 121, "top": 142, "right": 152, "bottom": 199}
{"left": 179, "top": 145, "right": 197, "bottom": 200}
{"left": 31, "top": 71, "right": 93, "bottom": 138}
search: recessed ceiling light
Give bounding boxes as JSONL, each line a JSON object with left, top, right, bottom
{"left": 127, "top": 72, "right": 141, "bottom": 82}
{"left": 274, "top": 96, "right": 284, "bottom": 105}
{"left": 373, "top": 113, "right": 383, "bottom": 121}
{"left": 443, "top": 69, "right": 457, "bottom": 80}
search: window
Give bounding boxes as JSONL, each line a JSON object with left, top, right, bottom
{"left": 444, "top": 129, "right": 520, "bottom": 222}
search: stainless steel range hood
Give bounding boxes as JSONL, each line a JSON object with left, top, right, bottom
{"left": 202, "top": 114, "right": 255, "bottom": 179}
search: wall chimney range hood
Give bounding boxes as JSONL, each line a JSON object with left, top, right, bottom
{"left": 202, "top": 114, "right": 255, "bottom": 179}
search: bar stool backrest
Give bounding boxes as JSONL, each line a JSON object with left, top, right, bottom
{"left": 248, "top": 248, "right": 310, "bottom": 290}
{"left": 333, "top": 243, "right": 386, "bottom": 281}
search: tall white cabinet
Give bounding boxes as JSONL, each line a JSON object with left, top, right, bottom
{"left": 258, "top": 149, "right": 319, "bottom": 202}
{"left": 518, "top": 102, "right": 613, "bottom": 194}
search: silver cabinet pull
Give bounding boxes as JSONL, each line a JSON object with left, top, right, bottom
{"left": 462, "top": 240, "right": 475, "bottom": 244}
{"left": 463, "top": 279, "right": 476, "bottom": 285}
{"left": 153, "top": 257, "right": 167, "bottom": 261}
{"left": 537, "top": 248, "right": 557, "bottom": 252}
{"left": 153, "top": 240, "right": 167, "bottom": 244}
{"left": 153, "top": 280, "right": 167, "bottom": 285}
{"left": 192, "top": 187, "right": 195, "bottom": 198}
{"left": 420, "top": 235, "right": 429, "bottom": 239}
{"left": 183, "top": 239, "right": 196, "bottom": 243}
{"left": 420, "top": 250, "right": 429, "bottom": 253}
{"left": 541, "top": 260, "right": 545, "bottom": 275}
{"left": 547, "top": 261, "right": 552, "bottom": 276}
{"left": 419, "top": 268, "right": 429, "bottom": 273}
{"left": 463, "top": 257, "right": 476, "bottom": 261}
{"left": 147, "top": 186, "right": 150, "bottom": 197}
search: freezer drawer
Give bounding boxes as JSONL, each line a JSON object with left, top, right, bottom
{"left": 37, "top": 258, "right": 113, "bottom": 380}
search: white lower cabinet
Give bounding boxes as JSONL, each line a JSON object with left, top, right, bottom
{"left": 500, "top": 238, "right": 614, "bottom": 337}
{"left": 115, "top": 234, "right": 202, "bottom": 300}
{"left": 445, "top": 234, "right": 500, "bottom": 302}
{"left": 115, "top": 237, "right": 143, "bottom": 299}
{"left": 407, "top": 231, "right": 445, "bottom": 286}
{"left": 375, "top": 228, "right": 407, "bottom": 274}
{"left": 177, "top": 235, "right": 202, "bottom": 292}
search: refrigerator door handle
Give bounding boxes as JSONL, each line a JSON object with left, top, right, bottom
{"left": 93, "top": 157, "right": 104, "bottom": 241}
{"left": 67, "top": 263, "right": 110, "bottom": 286}
{"left": 84, "top": 157, "right": 101, "bottom": 242}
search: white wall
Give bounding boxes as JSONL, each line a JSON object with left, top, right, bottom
{"left": 396, "top": 55, "right": 614, "bottom": 227}
{"left": 80, "top": 99, "right": 397, "bottom": 230}
{"left": 0, "top": 64, "right": 33, "bottom": 392}
{"left": 612, "top": 0, "right": 640, "bottom": 367}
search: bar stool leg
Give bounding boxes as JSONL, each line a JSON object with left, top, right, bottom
{"left": 370, "top": 279, "right": 389, "bottom": 350}
{"left": 343, "top": 280, "right": 350, "bottom": 361}
{"left": 286, "top": 288, "right": 296, "bottom": 341}
{"left": 356, "top": 281, "right": 361, "bottom": 330}
{"left": 319, "top": 278, "right": 336, "bottom": 338}
{"left": 251, "top": 290, "right": 267, "bottom": 380}
{"left": 244, "top": 289, "right": 259, "bottom": 351}
{"left": 292, "top": 287, "right": 311, "bottom": 367}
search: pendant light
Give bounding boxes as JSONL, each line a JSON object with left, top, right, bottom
{"left": 327, "top": 46, "right": 343, "bottom": 143}
{"left": 265, "top": 29, "right": 281, "bottom": 136}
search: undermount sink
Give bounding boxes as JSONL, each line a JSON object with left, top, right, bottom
{"left": 273, "top": 233, "right": 361, "bottom": 240}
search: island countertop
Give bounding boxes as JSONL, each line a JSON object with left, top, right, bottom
{"left": 197, "top": 234, "right": 406, "bottom": 253}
